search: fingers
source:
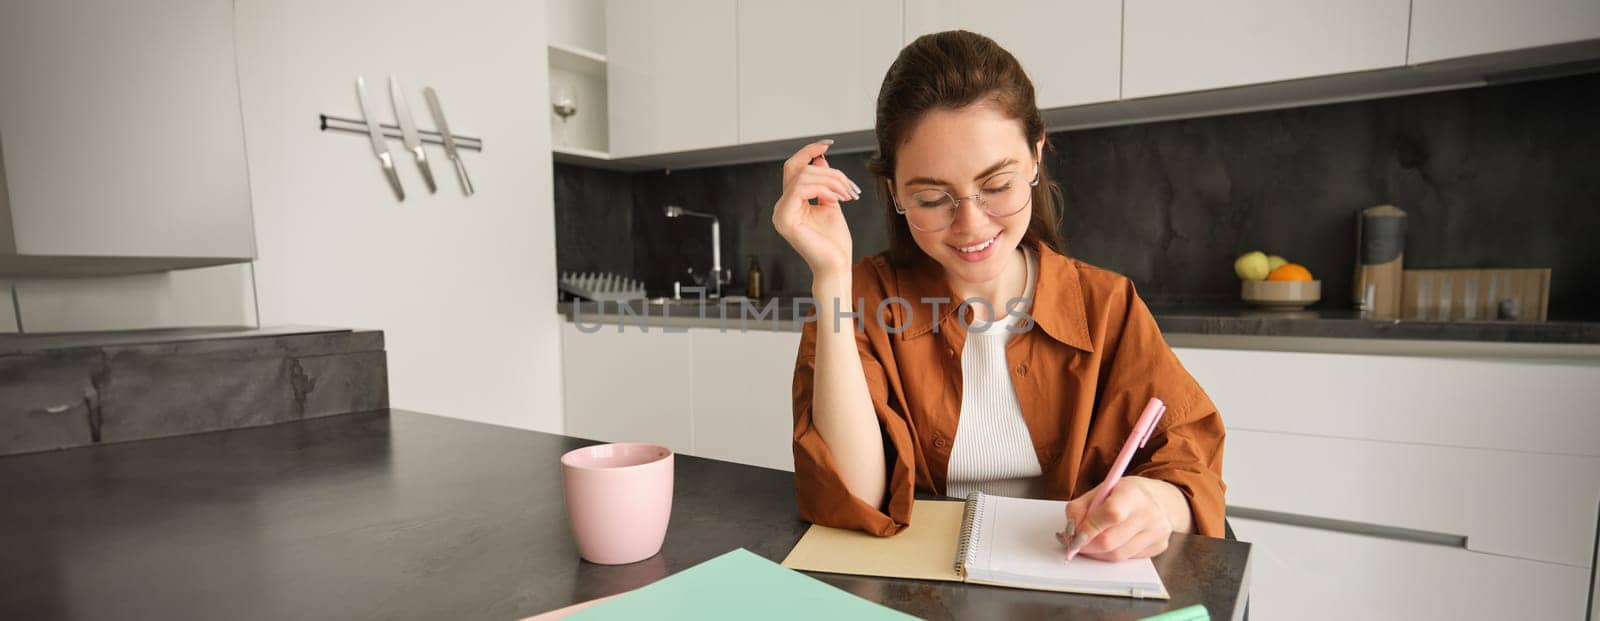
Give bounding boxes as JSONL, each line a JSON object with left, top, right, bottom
{"left": 796, "top": 171, "right": 855, "bottom": 203}
{"left": 1063, "top": 481, "right": 1100, "bottom": 525}
{"left": 831, "top": 167, "right": 864, "bottom": 198}
{"left": 1064, "top": 482, "right": 1135, "bottom": 560}
{"left": 1058, "top": 481, "right": 1100, "bottom": 550}
{"left": 795, "top": 183, "right": 848, "bottom": 207}
{"left": 1064, "top": 482, "right": 1174, "bottom": 562}
{"left": 773, "top": 172, "right": 853, "bottom": 236}
{"left": 783, "top": 139, "right": 834, "bottom": 178}
{"left": 1081, "top": 520, "right": 1169, "bottom": 561}
{"left": 1078, "top": 515, "right": 1141, "bottom": 558}
{"left": 804, "top": 166, "right": 860, "bottom": 200}
{"left": 782, "top": 139, "right": 864, "bottom": 197}
{"left": 796, "top": 165, "right": 861, "bottom": 202}
{"left": 790, "top": 166, "right": 857, "bottom": 202}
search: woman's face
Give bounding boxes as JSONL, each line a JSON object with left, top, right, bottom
{"left": 892, "top": 103, "right": 1042, "bottom": 289}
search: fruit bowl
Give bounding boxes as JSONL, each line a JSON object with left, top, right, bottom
{"left": 1241, "top": 280, "right": 1321, "bottom": 310}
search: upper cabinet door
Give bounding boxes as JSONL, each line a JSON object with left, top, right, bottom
{"left": 0, "top": 0, "right": 254, "bottom": 261}
{"left": 903, "top": 0, "right": 1122, "bottom": 110}
{"left": 737, "top": 0, "right": 902, "bottom": 144}
{"left": 1122, "top": 0, "right": 1410, "bottom": 99}
{"left": 1409, "top": 0, "right": 1600, "bottom": 65}
{"left": 605, "top": 0, "right": 738, "bottom": 158}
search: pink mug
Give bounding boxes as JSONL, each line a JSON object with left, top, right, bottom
{"left": 560, "top": 442, "right": 674, "bottom": 565}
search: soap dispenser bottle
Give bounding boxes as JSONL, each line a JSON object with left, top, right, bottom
{"left": 746, "top": 256, "right": 764, "bottom": 300}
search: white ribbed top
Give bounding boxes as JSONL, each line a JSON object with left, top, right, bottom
{"left": 944, "top": 248, "right": 1046, "bottom": 500}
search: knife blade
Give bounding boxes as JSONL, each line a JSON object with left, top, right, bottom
{"left": 388, "top": 75, "right": 436, "bottom": 194}
{"left": 355, "top": 75, "right": 405, "bottom": 201}
{"left": 423, "top": 87, "right": 474, "bottom": 196}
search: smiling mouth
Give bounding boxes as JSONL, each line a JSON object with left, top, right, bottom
{"left": 953, "top": 233, "right": 1000, "bottom": 254}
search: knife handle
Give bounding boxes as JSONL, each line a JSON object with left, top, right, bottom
{"left": 412, "top": 147, "right": 437, "bottom": 194}
{"left": 379, "top": 153, "right": 405, "bottom": 201}
{"left": 452, "top": 157, "right": 474, "bottom": 196}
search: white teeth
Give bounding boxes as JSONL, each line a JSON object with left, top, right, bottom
{"left": 958, "top": 235, "right": 996, "bottom": 253}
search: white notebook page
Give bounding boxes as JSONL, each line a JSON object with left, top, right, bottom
{"left": 970, "top": 494, "right": 1168, "bottom": 597}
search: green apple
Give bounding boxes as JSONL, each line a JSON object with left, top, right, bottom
{"left": 1267, "top": 254, "right": 1288, "bottom": 272}
{"left": 1234, "top": 251, "right": 1270, "bottom": 281}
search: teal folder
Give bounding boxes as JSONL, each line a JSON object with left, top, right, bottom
{"left": 568, "top": 548, "right": 915, "bottom": 620}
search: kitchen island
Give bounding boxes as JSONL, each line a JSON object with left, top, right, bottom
{"left": 0, "top": 409, "right": 1251, "bottom": 620}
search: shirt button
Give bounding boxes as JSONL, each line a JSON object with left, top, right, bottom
{"left": 946, "top": 347, "right": 956, "bottom": 358}
{"left": 934, "top": 437, "right": 948, "bottom": 449}
{"left": 1015, "top": 364, "right": 1027, "bottom": 376}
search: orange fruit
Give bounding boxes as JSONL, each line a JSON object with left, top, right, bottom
{"left": 1266, "top": 263, "right": 1314, "bottom": 281}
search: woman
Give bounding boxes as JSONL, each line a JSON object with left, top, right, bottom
{"left": 772, "top": 30, "right": 1226, "bottom": 562}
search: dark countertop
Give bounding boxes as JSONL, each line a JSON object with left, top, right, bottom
{"left": 1146, "top": 305, "right": 1600, "bottom": 344}
{"left": 0, "top": 410, "right": 1251, "bottom": 620}
{"left": 0, "top": 325, "right": 358, "bottom": 355}
{"left": 555, "top": 297, "right": 1600, "bottom": 345}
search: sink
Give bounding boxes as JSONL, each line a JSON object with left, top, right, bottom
{"left": 644, "top": 296, "right": 752, "bottom": 305}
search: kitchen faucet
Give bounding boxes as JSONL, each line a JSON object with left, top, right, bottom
{"left": 664, "top": 205, "right": 731, "bottom": 298}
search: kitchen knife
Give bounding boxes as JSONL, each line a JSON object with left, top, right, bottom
{"left": 423, "top": 87, "right": 474, "bottom": 196}
{"left": 355, "top": 75, "right": 405, "bottom": 201}
{"left": 388, "top": 75, "right": 437, "bottom": 194}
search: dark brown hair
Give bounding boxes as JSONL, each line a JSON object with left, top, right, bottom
{"left": 867, "top": 30, "right": 1065, "bottom": 266}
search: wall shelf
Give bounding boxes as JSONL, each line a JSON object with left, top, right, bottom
{"left": 552, "top": 146, "right": 613, "bottom": 167}
{"left": 548, "top": 42, "right": 607, "bottom": 79}
{"left": 547, "top": 42, "right": 609, "bottom": 157}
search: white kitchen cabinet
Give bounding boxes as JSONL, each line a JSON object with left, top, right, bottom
{"left": 0, "top": 0, "right": 255, "bottom": 275}
{"left": 604, "top": 0, "right": 738, "bottom": 158}
{"left": 560, "top": 322, "right": 800, "bottom": 470}
{"left": 1226, "top": 428, "right": 1600, "bottom": 568}
{"left": 1172, "top": 347, "right": 1600, "bottom": 457}
{"left": 736, "top": 0, "right": 902, "bottom": 144}
{"left": 903, "top": 0, "right": 1121, "bottom": 110}
{"left": 1121, "top": 0, "right": 1410, "bottom": 99}
{"left": 1231, "top": 517, "right": 1589, "bottom": 621}
{"left": 690, "top": 328, "right": 799, "bottom": 471}
{"left": 1173, "top": 346, "right": 1600, "bottom": 568}
{"left": 561, "top": 322, "right": 694, "bottom": 455}
{"left": 1173, "top": 343, "right": 1600, "bottom": 615}
{"left": 1409, "top": 0, "right": 1600, "bottom": 65}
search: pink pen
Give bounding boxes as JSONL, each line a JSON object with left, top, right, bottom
{"left": 1065, "top": 396, "right": 1167, "bottom": 561}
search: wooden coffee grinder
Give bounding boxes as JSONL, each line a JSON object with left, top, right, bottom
{"left": 1353, "top": 205, "right": 1407, "bottom": 319}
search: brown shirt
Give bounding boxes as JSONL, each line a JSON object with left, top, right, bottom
{"left": 791, "top": 240, "right": 1228, "bottom": 538}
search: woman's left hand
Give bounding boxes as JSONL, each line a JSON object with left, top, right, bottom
{"left": 1055, "top": 476, "right": 1184, "bottom": 561}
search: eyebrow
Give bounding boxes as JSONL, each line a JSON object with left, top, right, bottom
{"left": 903, "top": 158, "right": 1018, "bottom": 188}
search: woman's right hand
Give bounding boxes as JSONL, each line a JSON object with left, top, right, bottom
{"left": 771, "top": 140, "right": 864, "bottom": 280}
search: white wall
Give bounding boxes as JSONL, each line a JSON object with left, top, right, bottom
{"left": 234, "top": 0, "right": 565, "bottom": 432}
{"left": 548, "top": 0, "right": 606, "bottom": 53}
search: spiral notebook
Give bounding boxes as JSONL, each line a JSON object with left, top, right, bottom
{"left": 782, "top": 492, "right": 1169, "bottom": 599}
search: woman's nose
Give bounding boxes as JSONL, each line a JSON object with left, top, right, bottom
{"left": 950, "top": 195, "right": 990, "bottom": 232}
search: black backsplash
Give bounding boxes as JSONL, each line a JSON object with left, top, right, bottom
{"left": 553, "top": 72, "right": 1600, "bottom": 318}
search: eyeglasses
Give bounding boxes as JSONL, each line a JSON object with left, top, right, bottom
{"left": 890, "top": 162, "right": 1041, "bottom": 232}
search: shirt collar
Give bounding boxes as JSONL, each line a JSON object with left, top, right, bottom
{"left": 890, "top": 239, "right": 1094, "bottom": 353}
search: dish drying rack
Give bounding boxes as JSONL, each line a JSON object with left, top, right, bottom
{"left": 559, "top": 272, "right": 646, "bottom": 303}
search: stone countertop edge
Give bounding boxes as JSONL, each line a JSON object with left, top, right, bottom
{"left": 0, "top": 326, "right": 381, "bottom": 357}
{"left": 555, "top": 299, "right": 1600, "bottom": 358}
